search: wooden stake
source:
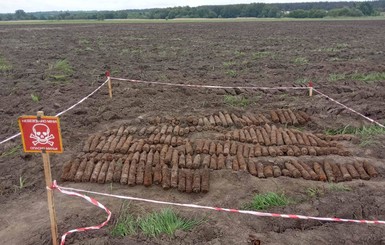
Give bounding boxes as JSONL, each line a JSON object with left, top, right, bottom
{"left": 108, "top": 77, "right": 112, "bottom": 98}
{"left": 308, "top": 81, "right": 313, "bottom": 97}
{"left": 37, "top": 111, "right": 58, "bottom": 245}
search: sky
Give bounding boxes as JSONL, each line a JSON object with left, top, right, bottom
{"left": 0, "top": 0, "right": 349, "bottom": 14}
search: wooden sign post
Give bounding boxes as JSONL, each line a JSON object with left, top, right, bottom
{"left": 18, "top": 111, "right": 63, "bottom": 245}
{"left": 106, "top": 71, "right": 112, "bottom": 98}
{"left": 308, "top": 81, "right": 313, "bottom": 97}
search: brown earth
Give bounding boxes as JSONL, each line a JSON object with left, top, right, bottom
{"left": 1, "top": 20, "right": 385, "bottom": 245}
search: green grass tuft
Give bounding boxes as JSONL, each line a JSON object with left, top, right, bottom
{"left": 252, "top": 51, "right": 272, "bottom": 59}
{"left": 0, "top": 55, "right": 12, "bottom": 72}
{"left": 31, "top": 93, "right": 40, "bottom": 102}
{"left": 325, "top": 125, "right": 385, "bottom": 137}
{"left": 306, "top": 187, "right": 324, "bottom": 198}
{"left": 244, "top": 192, "right": 292, "bottom": 210}
{"left": 327, "top": 183, "right": 352, "bottom": 192}
{"left": 138, "top": 209, "right": 201, "bottom": 237}
{"left": 225, "top": 69, "right": 238, "bottom": 77}
{"left": 293, "top": 57, "right": 308, "bottom": 65}
{"left": 224, "top": 95, "right": 250, "bottom": 108}
{"left": 328, "top": 72, "right": 385, "bottom": 82}
{"left": 0, "top": 145, "right": 21, "bottom": 158}
{"left": 48, "top": 59, "right": 74, "bottom": 82}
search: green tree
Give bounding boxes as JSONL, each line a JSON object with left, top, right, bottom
{"left": 357, "top": 2, "right": 374, "bottom": 16}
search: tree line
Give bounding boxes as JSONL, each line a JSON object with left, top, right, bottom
{"left": 0, "top": 1, "right": 383, "bottom": 21}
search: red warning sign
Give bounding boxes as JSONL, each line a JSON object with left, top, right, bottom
{"left": 18, "top": 116, "right": 63, "bottom": 153}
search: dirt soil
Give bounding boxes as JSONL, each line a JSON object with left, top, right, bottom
{"left": 1, "top": 20, "right": 385, "bottom": 245}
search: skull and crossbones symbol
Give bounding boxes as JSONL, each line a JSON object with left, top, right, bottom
{"left": 30, "top": 123, "right": 55, "bottom": 146}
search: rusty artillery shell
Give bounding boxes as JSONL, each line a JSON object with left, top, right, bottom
{"left": 116, "top": 125, "right": 124, "bottom": 136}
{"left": 267, "top": 146, "right": 276, "bottom": 157}
{"left": 171, "top": 149, "right": 179, "bottom": 167}
{"left": 244, "top": 129, "right": 252, "bottom": 143}
{"left": 270, "top": 110, "right": 280, "bottom": 123}
{"left": 256, "top": 162, "right": 265, "bottom": 178}
{"left": 260, "top": 127, "right": 270, "bottom": 146}
{"left": 68, "top": 158, "right": 81, "bottom": 181}
{"left": 313, "top": 162, "right": 326, "bottom": 181}
{"left": 115, "top": 135, "right": 127, "bottom": 153}
{"left": 208, "top": 141, "right": 216, "bottom": 155}
{"left": 203, "top": 117, "right": 211, "bottom": 127}
{"left": 95, "top": 138, "right": 106, "bottom": 153}
{"left": 299, "top": 161, "right": 318, "bottom": 180}
{"left": 298, "top": 111, "right": 311, "bottom": 122}
{"left": 165, "top": 147, "right": 173, "bottom": 166}
{"left": 296, "top": 133, "right": 305, "bottom": 145}
{"left": 135, "top": 152, "right": 146, "bottom": 185}
{"left": 263, "top": 165, "right": 273, "bottom": 177}
{"left": 195, "top": 140, "right": 204, "bottom": 154}
{"left": 192, "top": 170, "right": 201, "bottom": 193}
{"left": 201, "top": 169, "right": 210, "bottom": 193}
{"left": 291, "top": 160, "right": 311, "bottom": 180}
{"left": 202, "top": 140, "right": 210, "bottom": 154}
{"left": 178, "top": 169, "right": 186, "bottom": 192}
{"left": 323, "top": 161, "right": 335, "bottom": 182}
{"left": 230, "top": 141, "right": 237, "bottom": 155}
{"left": 83, "top": 134, "right": 95, "bottom": 152}
{"left": 232, "top": 129, "right": 240, "bottom": 141}
{"left": 89, "top": 134, "right": 102, "bottom": 152}
{"left": 295, "top": 111, "right": 307, "bottom": 124}
{"left": 219, "top": 112, "right": 228, "bottom": 127}
{"left": 250, "top": 128, "right": 258, "bottom": 144}
{"left": 270, "top": 126, "right": 277, "bottom": 145}
{"left": 120, "top": 136, "right": 133, "bottom": 154}
{"left": 104, "top": 159, "right": 116, "bottom": 183}
{"left": 185, "top": 169, "right": 193, "bottom": 193}
{"left": 209, "top": 115, "right": 216, "bottom": 126}
{"left": 272, "top": 165, "right": 282, "bottom": 177}
{"left": 202, "top": 154, "right": 210, "bottom": 168}
{"left": 209, "top": 154, "right": 217, "bottom": 170}
{"left": 162, "top": 166, "right": 171, "bottom": 190}
{"left": 119, "top": 158, "right": 130, "bottom": 184}
{"left": 217, "top": 154, "right": 225, "bottom": 169}
{"left": 307, "top": 135, "right": 318, "bottom": 146}
{"left": 173, "top": 125, "right": 180, "bottom": 136}
{"left": 247, "top": 159, "right": 257, "bottom": 176}
{"left": 286, "top": 146, "right": 294, "bottom": 156}
{"left": 276, "top": 110, "right": 286, "bottom": 124}
{"left": 346, "top": 164, "right": 360, "bottom": 179}
{"left": 102, "top": 135, "right": 115, "bottom": 153}
{"left": 223, "top": 141, "right": 230, "bottom": 156}
{"left": 160, "top": 125, "right": 167, "bottom": 134}
{"left": 108, "top": 136, "right": 121, "bottom": 154}
{"left": 363, "top": 161, "right": 378, "bottom": 178}
{"left": 302, "top": 133, "right": 311, "bottom": 146}
{"left": 242, "top": 145, "right": 250, "bottom": 158}
{"left": 142, "top": 143, "right": 150, "bottom": 153}
{"left": 237, "top": 153, "right": 247, "bottom": 171}
{"left": 287, "top": 131, "right": 298, "bottom": 145}
{"left": 186, "top": 154, "right": 193, "bottom": 169}
{"left": 241, "top": 115, "right": 252, "bottom": 126}
{"left": 147, "top": 134, "right": 155, "bottom": 145}
{"left": 231, "top": 113, "right": 242, "bottom": 127}
{"left": 283, "top": 110, "right": 292, "bottom": 125}
{"left": 185, "top": 140, "right": 193, "bottom": 155}
{"left": 339, "top": 164, "right": 352, "bottom": 181}
{"left": 179, "top": 153, "right": 186, "bottom": 168}
{"left": 143, "top": 151, "right": 153, "bottom": 187}
{"left": 282, "top": 169, "right": 291, "bottom": 177}
{"left": 112, "top": 159, "right": 123, "bottom": 182}
{"left": 127, "top": 141, "right": 138, "bottom": 154}
{"left": 61, "top": 160, "right": 73, "bottom": 181}
{"left": 193, "top": 154, "right": 201, "bottom": 169}
{"left": 288, "top": 109, "right": 299, "bottom": 125}
{"left": 308, "top": 146, "right": 317, "bottom": 156}
{"left": 285, "top": 161, "right": 301, "bottom": 178}
{"left": 81, "top": 158, "right": 95, "bottom": 182}
{"left": 138, "top": 127, "right": 146, "bottom": 136}
{"left": 239, "top": 130, "right": 246, "bottom": 143}
{"left": 252, "top": 145, "right": 260, "bottom": 158}
{"left": 281, "top": 130, "right": 291, "bottom": 145}
{"left": 214, "top": 115, "right": 222, "bottom": 126}
{"left": 160, "top": 144, "right": 169, "bottom": 162}
{"left": 224, "top": 113, "right": 234, "bottom": 127}
{"left": 354, "top": 161, "right": 370, "bottom": 180}
{"left": 261, "top": 146, "right": 269, "bottom": 156}
{"left": 330, "top": 162, "right": 343, "bottom": 182}
{"left": 159, "top": 134, "right": 167, "bottom": 144}
{"left": 128, "top": 159, "right": 137, "bottom": 186}
{"left": 231, "top": 158, "right": 239, "bottom": 171}
{"left": 276, "top": 129, "right": 284, "bottom": 146}
{"left": 164, "top": 134, "right": 172, "bottom": 145}
{"left": 171, "top": 165, "right": 179, "bottom": 188}
{"left": 291, "top": 145, "right": 301, "bottom": 156}
{"left": 97, "top": 161, "right": 109, "bottom": 184}
{"left": 153, "top": 163, "right": 162, "bottom": 185}
{"left": 74, "top": 158, "right": 88, "bottom": 182}
{"left": 216, "top": 142, "right": 223, "bottom": 155}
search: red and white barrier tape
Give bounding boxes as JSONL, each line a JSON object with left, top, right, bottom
{"left": 110, "top": 76, "right": 309, "bottom": 91}
{"left": 53, "top": 181, "right": 385, "bottom": 226}
{"left": 313, "top": 88, "right": 385, "bottom": 129}
{"left": 0, "top": 78, "right": 109, "bottom": 145}
{"left": 50, "top": 181, "right": 111, "bottom": 245}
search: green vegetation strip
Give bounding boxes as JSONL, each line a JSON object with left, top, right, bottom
{"left": 111, "top": 207, "right": 202, "bottom": 237}
{"left": 329, "top": 72, "right": 385, "bottom": 82}
{"left": 244, "top": 192, "right": 292, "bottom": 210}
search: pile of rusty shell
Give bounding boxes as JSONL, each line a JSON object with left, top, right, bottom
{"left": 313, "top": 162, "right": 327, "bottom": 181}
{"left": 284, "top": 161, "right": 301, "bottom": 178}
{"left": 192, "top": 170, "right": 201, "bottom": 193}
{"left": 263, "top": 165, "right": 273, "bottom": 178}
{"left": 161, "top": 166, "right": 171, "bottom": 190}
{"left": 291, "top": 159, "right": 311, "bottom": 180}
{"left": 272, "top": 165, "right": 282, "bottom": 177}
{"left": 354, "top": 161, "right": 370, "bottom": 180}
{"left": 323, "top": 160, "right": 335, "bottom": 182}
